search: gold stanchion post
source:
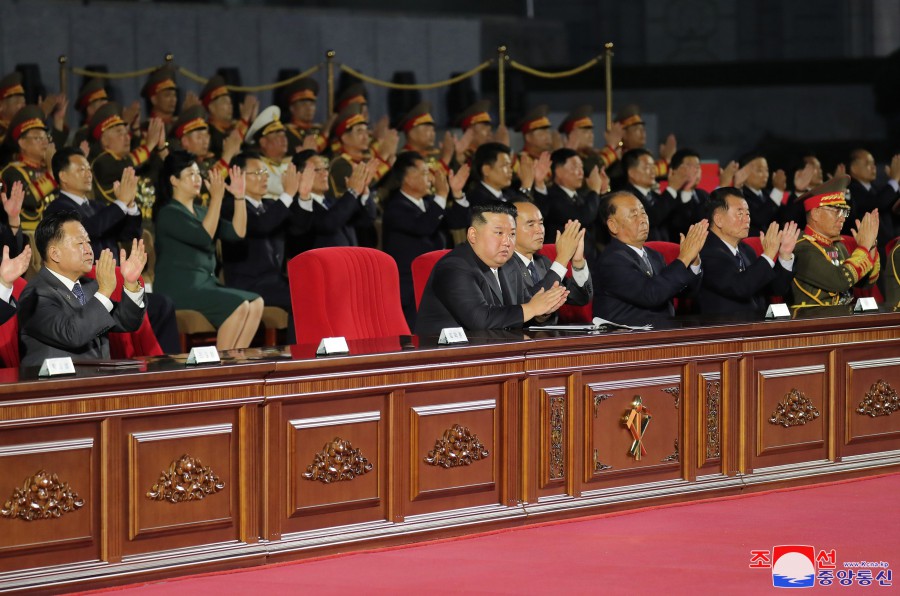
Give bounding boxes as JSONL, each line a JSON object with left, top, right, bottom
{"left": 497, "top": 45, "right": 507, "bottom": 128}
{"left": 604, "top": 43, "right": 614, "bottom": 130}
{"left": 58, "top": 55, "right": 68, "bottom": 97}
{"left": 326, "top": 50, "right": 335, "bottom": 119}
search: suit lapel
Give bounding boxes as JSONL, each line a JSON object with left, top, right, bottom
{"left": 482, "top": 269, "right": 503, "bottom": 304}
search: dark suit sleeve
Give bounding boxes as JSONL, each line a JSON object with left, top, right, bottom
{"left": 109, "top": 287, "right": 146, "bottom": 333}
{"left": 534, "top": 254, "right": 592, "bottom": 306}
{"left": 350, "top": 193, "right": 378, "bottom": 226}
{"left": 312, "top": 193, "right": 361, "bottom": 234}
{"left": 383, "top": 197, "right": 445, "bottom": 236}
{"left": 1, "top": 223, "right": 24, "bottom": 257}
{"left": 18, "top": 284, "right": 120, "bottom": 351}
{"left": 701, "top": 246, "right": 777, "bottom": 300}
{"left": 431, "top": 260, "right": 524, "bottom": 330}
{"left": 601, "top": 247, "right": 696, "bottom": 309}
{"left": 221, "top": 198, "right": 292, "bottom": 237}
{"left": 0, "top": 296, "right": 14, "bottom": 325}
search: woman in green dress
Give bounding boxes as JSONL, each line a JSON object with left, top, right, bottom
{"left": 154, "top": 150, "right": 264, "bottom": 350}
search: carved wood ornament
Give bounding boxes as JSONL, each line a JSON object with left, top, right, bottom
{"left": 147, "top": 454, "right": 224, "bottom": 503}
{"left": 857, "top": 379, "right": 900, "bottom": 418}
{"left": 303, "top": 438, "right": 373, "bottom": 483}
{"left": 424, "top": 424, "right": 489, "bottom": 468}
{"left": 706, "top": 380, "right": 721, "bottom": 459}
{"left": 769, "top": 389, "right": 820, "bottom": 427}
{"left": 1, "top": 470, "right": 84, "bottom": 521}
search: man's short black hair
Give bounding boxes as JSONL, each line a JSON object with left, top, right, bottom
{"left": 292, "top": 149, "right": 318, "bottom": 171}
{"left": 51, "top": 147, "right": 86, "bottom": 186}
{"left": 738, "top": 152, "right": 765, "bottom": 169}
{"left": 470, "top": 200, "right": 517, "bottom": 226}
{"left": 35, "top": 209, "right": 82, "bottom": 261}
{"left": 230, "top": 150, "right": 263, "bottom": 171}
{"left": 391, "top": 151, "right": 426, "bottom": 187}
{"left": 622, "top": 148, "right": 654, "bottom": 173}
{"left": 706, "top": 187, "right": 744, "bottom": 221}
{"left": 669, "top": 148, "right": 700, "bottom": 171}
{"left": 472, "top": 142, "right": 511, "bottom": 182}
{"left": 550, "top": 148, "right": 579, "bottom": 178}
{"left": 599, "top": 190, "right": 638, "bottom": 226}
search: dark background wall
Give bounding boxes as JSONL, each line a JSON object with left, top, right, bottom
{"left": 1, "top": 0, "right": 899, "bottom": 172}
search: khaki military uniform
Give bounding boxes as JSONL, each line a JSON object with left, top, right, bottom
{"left": 790, "top": 226, "right": 880, "bottom": 313}
{"left": 0, "top": 159, "right": 57, "bottom": 230}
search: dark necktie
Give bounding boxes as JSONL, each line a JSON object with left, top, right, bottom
{"left": 640, "top": 251, "right": 654, "bottom": 276}
{"left": 323, "top": 194, "right": 336, "bottom": 209}
{"left": 526, "top": 261, "right": 537, "bottom": 286}
{"left": 735, "top": 249, "right": 746, "bottom": 272}
{"left": 72, "top": 282, "right": 87, "bottom": 305}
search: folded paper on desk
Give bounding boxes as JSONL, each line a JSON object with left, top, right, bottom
{"left": 528, "top": 318, "right": 653, "bottom": 332}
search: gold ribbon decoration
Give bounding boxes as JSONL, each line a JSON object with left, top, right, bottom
{"left": 623, "top": 396, "right": 651, "bottom": 461}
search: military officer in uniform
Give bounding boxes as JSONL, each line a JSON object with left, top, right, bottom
{"left": 246, "top": 106, "right": 291, "bottom": 199}
{"left": 173, "top": 106, "right": 237, "bottom": 182}
{"left": 200, "top": 74, "right": 257, "bottom": 158}
{"left": 398, "top": 101, "right": 452, "bottom": 176}
{"left": 558, "top": 105, "right": 611, "bottom": 189}
{"left": 89, "top": 102, "right": 167, "bottom": 216}
{"left": 790, "top": 175, "right": 881, "bottom": 314}
{"left": 0, "top": 106, "right": 57, "bottom": 230}
{"left": 453, "top": 99, "right": 506, "bottom": 167}
{"left": 283, "top": 78, "right": 327, "bottom": 154}
{"left": 328, "top": 103, "right": 392, "bottom": 197}
{"left": 606, "top": 105, "right": 675, "bottom": 187}
{"left": 71, "top": 78, "right": 110, "bottom": 151}
{"left": 141, "top": 65, "right": 179, "bottom": 136}
{"left": 0, "top": 72, "right": 26, "bottom": 148}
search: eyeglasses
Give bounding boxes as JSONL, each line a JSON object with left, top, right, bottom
{"left": 246, "top": 169, "right": 269, "bottom": 177}
{"left": 822, "top": 206, "right": 850, "bottom": 218}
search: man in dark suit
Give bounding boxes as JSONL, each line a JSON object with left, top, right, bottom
{"left": 0, "top": 243, "right": 31, "bottom": 325}
{"left": 541, "top": 148, "right": 607, "bottom": 267}
{"left": 593, "top": 191, "right": 706, "bottom": 326}
{"left": 415, "top": 202, "right": 568, "bottom": 336}
{"left": 847, "top": 149, "right": 899, "bottom": 251}
{"left": 221, "top": 151, "right": 310, "bottom": 344}
{"left": 17, "top": 211, "right": 146, "bottom": 367}
{"left": 47, "top": 147, "right": 180, "bottom": 354}
{"left": 465, "top": 142, "right": 532, "bottom": 208}
{"left": 697, "top": 187, "right": 798, "bottom": 316}
{"left": 382, "top": 151, "right": 470, "bottom": 328}
{"left": 286, "top": 149, "right": 377, "bottom": 256}
{"left": 664, "top": 148, "right": 711, "bottom": 240}
{"left": 619, "top": 148, "right": 676, "bottom": 242}
{"left": 738, "top": 153, "right": 784, "bottom": 238}
{"left": 509, "top": 200, "right": 592, "bottom": 321}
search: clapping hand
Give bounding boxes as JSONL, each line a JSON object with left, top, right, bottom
{"left": 119, "top": 238, "right": 148, "bottom": 292}
{"left": 0, "top": 245, "right": 31, "bottom": 288}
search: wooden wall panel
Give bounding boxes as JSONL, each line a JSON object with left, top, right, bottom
{"left": 845, "top": 356, "right": 900, "bottom": 454}
{"left": 752, "top": 357, "right": 827, "bottom": 468}
{"left": 0, "top": 424, "right": 98, "bottom": 571}
{"left": 277, "top": 394, "right": 387, "bottom": 533}
{"left": 122, "top": 410, "right": 239, "bottom": 556}
{"left": 404, "top": 384, "right": 503, "bottom": 516}
{"left": 582, "top": 370, "right": 682, "bottom": 488}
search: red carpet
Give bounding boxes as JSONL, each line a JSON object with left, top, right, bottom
{"left": 79, "top": 473, "right": 899, "bottom": 595}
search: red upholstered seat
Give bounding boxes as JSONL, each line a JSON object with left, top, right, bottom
{"left": 288, "top": 247, "right": 411, "bottom": 345}
{"left": 85, "top": 267, "right": 163, "bottom": 358}
{"left": 0, "top": 277, "right": 27, "bottom": 368}
{"left": 644, "top": 241, "right": 692, "bottom": 314}
{"left": 741, "top": 236, "right": 764, "bottom": 257}
{"left": 411, "top": 249, "right": 451, "bottom": 309}
{"left": 536, "top": 243, "right": 593, "bottom": 323}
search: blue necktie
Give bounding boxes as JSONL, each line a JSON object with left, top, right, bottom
{"left": 735, "top": 249, "right": 746, "bottom": 272}
{"left": 72, "top": 282, "right": 87, "bottom": 306}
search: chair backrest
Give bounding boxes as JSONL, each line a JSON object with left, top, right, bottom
{"left": 0, "top": 277, "right": 27, "bottom": 368}
{"left": 741, "top": 236, "right": 764, "bottom": 257}
{"left": 84, "top": 267, "right": 163, "bottom": 358}
{"left": 411, "top": 249, "right": 451, "bottom": 308}
{"left": 644, "top": 241, "right": 680, "bottom": 265}
{"left": 288, "top": 247, "right": 411, "bottom": 344}
{"left": 536, "top": 243, "right": 593, "bottom": 323}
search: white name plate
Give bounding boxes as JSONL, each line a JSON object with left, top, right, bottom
{"left": 38, "top": 357, "right": 76, "bottom": 377}
{"left": 186, "top": 346, "right": 221, "bottom": 365}
{"left": 316, "top": 336, "right": 350, "bottom": 356}
{"left": 438, "top": 327, "right": 468, "bottom": 344}
{"left": 854, "top": 297, "right": 878, "bottom": 312}
{"left": 765, "top": 303, "right": 791, "bottom": 319}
